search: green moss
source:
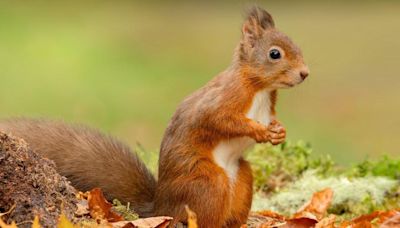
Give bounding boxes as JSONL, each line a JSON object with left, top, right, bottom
{"left": 252, "top": 171, "right": 398, "bottom": 217}
{"left": 347, "top": 156, "right": 400, "bottom": 179}
{"left": 112, "top": 199, "right": 139, "bottom": 221}
{"left": 247, "top": 141, "right": 335, "bottom": 193}
{"left": 248, "top": 141, "right": 400, "bottom": 220}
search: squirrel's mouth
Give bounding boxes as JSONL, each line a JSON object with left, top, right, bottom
{"left": 281, "top": 82, "right": 295, "bottom": 87}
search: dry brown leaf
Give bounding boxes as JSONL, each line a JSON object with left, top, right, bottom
{"left": 282, "top": 217, "right": 318, "bottom": 228}
{"left": 185, "top": 206, "right": 198, "bottom": 228}
{"left": 111, "top": 216, "right": 173, "bottom": 228}
{"left": 258, "top": 224, "right": 274, "bottom": 228}
{"left": 251, "top": 189, "right": 333, "bottom": 228}
{"left": 256, "top": 210, "right": 286, "bottom": 221}
{"left": 251, "top": 208, "right": 318, "bottom": 227}
{"left": 121, "top": 223, "right": 135, "bottom": 228}
{"left": 247, "top": 212, "right": 286, "bottom": 228}
{"left": 341, "top": 210, "right": 400, "bottom": 228}
{"left": 110, "top": 221, "right": 132, "bottom": 228}
{"left": 349, "top": 211, "right": 381, "bottom": 225}
{"left": 351, "top": 220, "right": 373, "bottom": 228}
{"left": 294, "top": 188, "right": 334, "bottom": 221}
{"left": 315, "top": 214, "right": 336, "bottom": 228}
{"left": 88, "top": 188, "right": 124, "bottom": 223}
{"left": 380, "top": 212, "right": 400, "bottom": 227}
{"left": 375, "top": 210, "right": 399, "bottom": 224}
{"left": 76, "top": 191, "right": 89, "bottom": 200}
{"left": 75, "top": 200, "right": 90, "bottom": 216}
{"left": 31, "top": 216, "right": 41, "bottom": 228}
{"left": 280, "top": 188, "right": 334, "bottom": 228}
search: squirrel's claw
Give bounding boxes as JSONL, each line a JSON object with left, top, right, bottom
{"left": 267, "top": 120, "right": 286, "bottom": 145}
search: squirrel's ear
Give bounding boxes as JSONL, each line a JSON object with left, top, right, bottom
{"left": 242, "top": 6, "right": 275, "bottom": 46}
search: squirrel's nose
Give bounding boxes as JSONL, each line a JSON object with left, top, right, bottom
{"left": 300, "top": 69, "right": 309, "bottom": 80}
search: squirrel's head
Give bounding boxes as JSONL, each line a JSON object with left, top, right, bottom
{"left": 238, "top": 6, "right": 309, "bottom": 89}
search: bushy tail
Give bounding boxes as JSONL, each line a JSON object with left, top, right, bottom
{"left": 0, "top": 118, "right": 156, "bottom": 216}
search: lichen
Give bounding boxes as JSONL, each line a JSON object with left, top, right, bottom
{"left": 252, "top": 170, "right": 399, "bottom": 219}
{"left": 248, "top": 141, "right": 400, "bottom": 220}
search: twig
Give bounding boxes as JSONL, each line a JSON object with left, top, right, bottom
{"left": 0, "top": 204, "right": 16, "bottom": 217}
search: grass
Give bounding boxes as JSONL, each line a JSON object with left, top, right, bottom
{"left": 0, "top": 1, "right": 399, "bottom": 164}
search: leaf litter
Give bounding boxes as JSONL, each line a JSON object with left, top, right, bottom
{"left": 1, "top": 131, "right": 400, "bottom": 227}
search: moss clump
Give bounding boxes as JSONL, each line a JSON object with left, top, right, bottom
{"left": 248, "top": 141, "right": 400, "bottom": 220}
{"left": 347, "top": 156, "right": 400, "bottom": 179}
{"left": 112, "top": 199, "right": 139, "bottom": 221}
{"left": 252, "top": 171, "right": 398, "bottom": 218}
{"left": 247, "top": 141, "right": 335, "bottom": 193}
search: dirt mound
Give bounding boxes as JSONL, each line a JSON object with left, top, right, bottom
{"left": 0, "top": 131, "right": 77, "bottom": 227}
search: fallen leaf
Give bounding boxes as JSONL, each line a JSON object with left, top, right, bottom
{"left": 376, "top": 210, "right": 399, "bottom": 224}
{"left": 57, "top": 213, "right": 76, "bottom": 228}
{"left": 349, "top": 211, "right": 381, "bottom": 224}
{"left": 256, "top": 210, "right": 286, "bottom": 221}
{"left": 350, "top": 220, "right": 373, "bottom": 228}
{"left": 111, "top": 221, "right": 132, "bottom": 228}
{"left": 342, "top": 210, "right": 400, "bottom": 227}
{"left": 75, "top": 200, "right": 90, "bottom": 216}
{"left": 294, "top": 188, "right": 334, "bottom": 221}
{"left": 76, "top": 191, "right": 89, "bottom": 200}
{"left": 250, "top": 189, "right": 334, "bottom": 228}
{"left": 185, "top": 206, "right": 198, "bottom": 228}
{"left": 278, "top": 188, "right": 334, "bottom": 228}
{"left": 88, "top": 188, "right": 124, "bottom": 222}
{"left": 0, "top": 217, "right": 17, "bottom": 228}
{"left": 31, "top": 216, "right": 41, "bottom": 228}
{"left": 315, "top": 214, "right": 336, "bottom": 228}
{"left": 380, "top": 212, "right": 400, "bottom": 228}
{"left": 247, "top": 212, "right": 286, "bottom": 228}
{"left": 121, "top": 223, "right": 135, "bottom": 228}
{"left": 282, "top": 217, "right": 318, "bottom": 228}
{"left": 111, "top": 216, "right": 173, "bottom": 228}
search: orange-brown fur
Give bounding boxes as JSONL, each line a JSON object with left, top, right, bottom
{"left": 0, "top": 6, "right": 308, "bottom": 227}
{"left": 153, "top": 6, "right": 307, "bottom": 227}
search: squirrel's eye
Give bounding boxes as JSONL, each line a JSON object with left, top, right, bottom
{"left": 269, "top": 49, "right": 281, "bottom": 60}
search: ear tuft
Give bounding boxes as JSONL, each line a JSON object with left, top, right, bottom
{"left": 246, "top": 6, "right": 275, "bottom": 30}
{"left": 248, "top": 6, "right": 275, "bottom": 29}
{"left": 242, "top": 6, "right": 275, "bottom": 40}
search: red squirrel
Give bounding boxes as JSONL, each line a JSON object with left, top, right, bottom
{"left": 0, "top": 6, "right": 308, "bottom": 227}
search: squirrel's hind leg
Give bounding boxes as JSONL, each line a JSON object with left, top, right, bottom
{"left": 223, "top": 158, "right": 253, "bottom": 228}
{"left": 155, "top": 160, "right": 231, "bottom": 227}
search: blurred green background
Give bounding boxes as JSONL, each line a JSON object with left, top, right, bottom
{"left": 0, "top": 1, "right": 399, "bottom": 164}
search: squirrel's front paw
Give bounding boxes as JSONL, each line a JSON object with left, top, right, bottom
{"left": 267, "top": 120, "right": 286, "bottom": 145}
{"left": 252, "top": 126, "right": 270, "bottom": 143}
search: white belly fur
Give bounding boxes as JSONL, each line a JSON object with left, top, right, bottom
{"left": 213, "top": 89, "right": 271, "bottom": 183}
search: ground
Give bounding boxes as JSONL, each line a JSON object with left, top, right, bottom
{"left": 0, "top": 132, "right": 77, "bottom": 227}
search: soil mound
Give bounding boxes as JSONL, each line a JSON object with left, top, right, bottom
{"left": 0, "top": 131, "right": 77, "bottom": 227}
